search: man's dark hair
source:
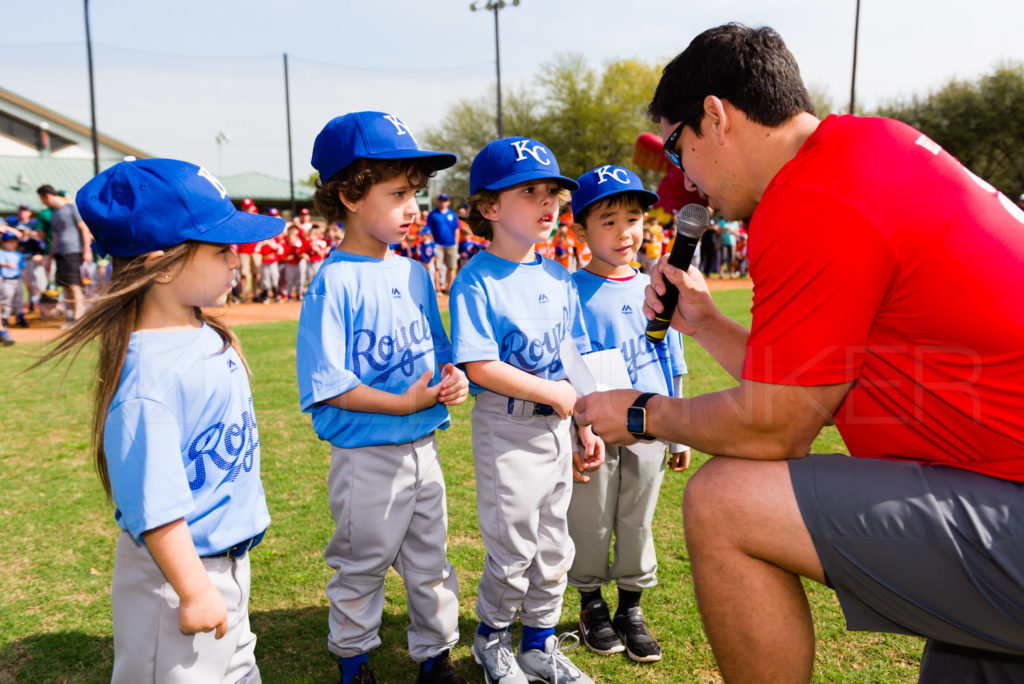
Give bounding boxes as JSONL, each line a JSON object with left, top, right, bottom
{"left": 36, "top": 184, "right": 57, "bottom": 197}
{"left": 648, "top": 23, "right": 815, "bottom": 135}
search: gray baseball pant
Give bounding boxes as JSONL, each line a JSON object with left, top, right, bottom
{"left": 110, "top": 531, "right": 260, "bottom": 684}
{"left": 567, "top": 444, "right": 666, "bottom": 592}
{"left": 325, "top": 433, "right": 459, "bottom": 661}
{"left": 1, "top": 278, "right": 23, "bottom": 319}
{"left": 472, "top": 391, "right": 575, "bottom": 630}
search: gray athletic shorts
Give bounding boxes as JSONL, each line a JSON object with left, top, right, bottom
{"left": 790, "top": 453, "right": 1024, "bottom": 682}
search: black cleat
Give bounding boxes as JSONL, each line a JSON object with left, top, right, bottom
{"left": 578, "top": 599, "right": 625, "bottom": 655}
{"left": 612, "top": 605, "right": 662, "bottom": 662}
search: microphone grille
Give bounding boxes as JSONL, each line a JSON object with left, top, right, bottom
{"left": 675, "top": 203, "right": 711, "bottom": 240}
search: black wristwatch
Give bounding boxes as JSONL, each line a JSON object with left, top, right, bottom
{"left": 626, "top": 392, "right": 657, "bottom": 441}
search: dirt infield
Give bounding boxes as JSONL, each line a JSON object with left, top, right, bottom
{"left": 4, "top": 276, "right": 752, "bottom": 345}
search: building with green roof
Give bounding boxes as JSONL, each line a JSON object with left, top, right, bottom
{"left": 0, "top": 86, "right": 311, "bottom": 216}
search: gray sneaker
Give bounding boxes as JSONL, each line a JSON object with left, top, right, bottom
{"left": 472, "top": 630, "right": 528, "bottom": 684}
{"left": 516, "top": 632, "right": 594, "bottom": 684}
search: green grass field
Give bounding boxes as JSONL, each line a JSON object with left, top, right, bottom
{"left": 0, "top": 289, "right": 924, "bottom": 682}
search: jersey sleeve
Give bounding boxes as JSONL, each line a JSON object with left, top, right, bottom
{"left": 296, "top": 290, "right": 361, "bottom": 412}
{"left": 449, "top": 276, "right": 500, "bottom": 365}
{"left": 743, "top": 186, "right": 897, "bottom": 386}
{"left": 105, "top": 398, "right": 194, "bottom": 539}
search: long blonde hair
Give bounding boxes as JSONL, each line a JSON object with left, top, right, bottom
{"left": 31, "top": 242, "right": 247, "bottom": 498}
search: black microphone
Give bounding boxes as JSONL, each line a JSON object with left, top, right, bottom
{"left": 645, "top": 203, "right": 711, "bottom": 344}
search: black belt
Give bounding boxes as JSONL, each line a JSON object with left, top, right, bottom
{"left": 2, "top": 276, "right": 20, "bottom": 280}
{"left": 506, "top": 397, "right": 555, "bottom": 416}
{"left": 202, "top": 531, "right": 264, "bottom": 560}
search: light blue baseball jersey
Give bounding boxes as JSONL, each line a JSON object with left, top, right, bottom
{"left": 0, "top": 249, "right": 24, "bottom": 278}
{"left": 296, "top": 249, "right": 452, "bottom": 448}
{"left": 105, "top": 324, "right": 270, "bottom": 557}
{"left": 449, "top": 250, "right": 590, "bottom": 395}
{"left": 573, "top": 268, "right": 687, "bottom": 394}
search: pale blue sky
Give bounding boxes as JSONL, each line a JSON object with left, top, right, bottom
{"left": 5, "top": 0, "right": 1023, "bottom": 180}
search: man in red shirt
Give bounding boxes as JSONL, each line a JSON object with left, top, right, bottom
{"left": 576, "top": 23, "right": 1024, "bottom": 682}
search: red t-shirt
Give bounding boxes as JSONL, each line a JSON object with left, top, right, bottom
{"left": 258, "top": 240, "right": 283, "bottom": 264}
{"left": 744, "top": 115, "right": 1024, "bottom": 480}
{"left": 306, "top": 237, "right": 329, "bottom": 262}
{"left": 281, "top": 236, "right": 306, "bottom": 265}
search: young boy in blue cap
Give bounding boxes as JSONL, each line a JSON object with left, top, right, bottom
{"left": 296, "top": 111, "right": 470, "bottom": 684}
{"left": 449, "top": 137, "right": 600, "bottom": 684}
{"left": 566, "top": 165, "right": 690, "bottom": 664}
{"left": 0, "top": 231, "right": 27, "bottom": 329}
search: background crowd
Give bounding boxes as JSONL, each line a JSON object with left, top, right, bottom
{"left": 0, "top": 185, "right": 750, "bottom": 349}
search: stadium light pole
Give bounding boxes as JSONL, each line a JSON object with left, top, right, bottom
{"left": 83, "top": 0, "right": 100, "bottom": 175}
{"left": 470, "top": 0, "right": 520, "bottom": 138}
{"left": 284, "top": 52, "right": 296, "bottom": 214}
{"left": 849, "top": 0, "right": 861, "bottom": 114}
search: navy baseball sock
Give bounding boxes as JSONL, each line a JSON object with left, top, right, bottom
{"left": 338, "top": 653, "right": 368, "bottom": 684}
{"left": 616, "top": 587, "right": 642, "bottom": 615}
{"left": 422, "top": 652, "right": 441, "bottom": 673}
{"left": 521, "top": 625, "right": 555, "bottom": 652}
{"left": 476, "top": 621, "right": 502, "bottom": 637}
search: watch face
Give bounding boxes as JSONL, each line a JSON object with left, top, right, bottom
{"left": 627, "top": 406, "right": 646, "bottom": 435}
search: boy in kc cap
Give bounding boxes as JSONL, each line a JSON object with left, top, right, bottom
{"left": 297, "top": 112, "right": 469, "bottom": 684}
{"left": 567, "top": 165, "right": 690, "bottom": 663}
{"left": 451, "top": 137, "right": 598, "bottom": 684}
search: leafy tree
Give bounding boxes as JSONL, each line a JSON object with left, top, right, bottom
{"left": 424, "top": 55, "right": 664, "bottom": 200}
{"left": 876, "top": 62, "right": 1024, "bottom": 199}
{"left": 425, "top": 86, "right": 545, "bottom": 201}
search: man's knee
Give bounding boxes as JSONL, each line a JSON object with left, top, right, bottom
{"left": 683, "top": 457, "right": 741, "bottom": 540}
{"left": 683, "top": 457, "right": 793, "bottom": 540}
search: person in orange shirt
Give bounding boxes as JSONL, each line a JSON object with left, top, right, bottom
{"left": 552, "top": 223, "right": 574, "bottom": 271}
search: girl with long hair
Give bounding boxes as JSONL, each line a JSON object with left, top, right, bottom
{"left": 35, "top": 158, "right": 283, "bottom": 683}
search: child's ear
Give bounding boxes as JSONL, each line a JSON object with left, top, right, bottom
{"left": 338, "top": 189, "right": 359, "bottom": 215}
{"left": 570, "top": 222, "right": 587, "bottom": 244}
{"left": 478, "top": 200, "right": 500, "bottom": 222}
{"left": 142, "top": 250, "right": 173, "bottom": 284}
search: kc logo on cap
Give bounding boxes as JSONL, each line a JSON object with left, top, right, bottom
{"left": 469, "top": 136, "right": 578, "bottom": 195}
{"left": 572, "top": 164, "right": 659, "bottom": 217}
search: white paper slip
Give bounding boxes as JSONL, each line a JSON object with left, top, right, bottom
{"left": 560, "top": 339, "right": 668, "bottom": 464}
{"left": 559, "top": 341, "right": 633, "bottom": 396}
{"left": 627, "top": 438, "right": 669, "bottom": 465}
{"left": 560, "top": 337, "right": 598, "bottom": 396}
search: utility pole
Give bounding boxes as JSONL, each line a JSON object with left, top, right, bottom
{"left": 84, "top": 0, "right": 100, "bottom": 174}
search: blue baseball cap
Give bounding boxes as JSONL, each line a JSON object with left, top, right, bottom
{"left": 572, "top": 165, "right": 659, "bottom": 218}
{"left": 1, "top": 231, "right": 17, "bottom": 241}
{"left": 311, "top": 111, "right": 456, "bottom": 182}
{"left": 76, "top": 158, "right": 285, "bottom": 258}
{"left": 469, "top": 137, "right": 578, "bottom": 195}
